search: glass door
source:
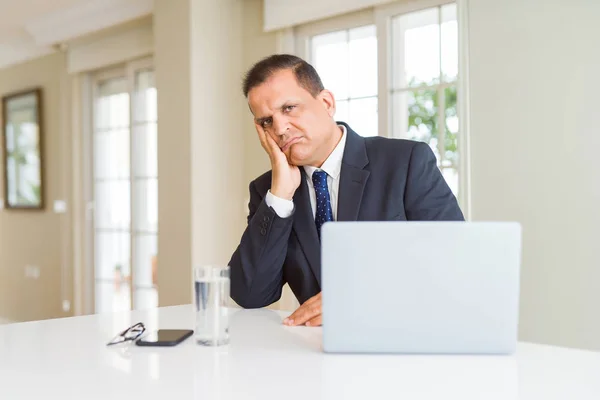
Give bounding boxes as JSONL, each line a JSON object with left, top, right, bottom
{"left": 91, "top": 58, "right": 158, "bottom": 313}
{"left": 131, "top": 67, "right": 158, "bottom": 311}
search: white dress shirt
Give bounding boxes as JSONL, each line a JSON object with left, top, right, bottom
{"left": 265, "top": 125, "right": 348, "bottom": 219}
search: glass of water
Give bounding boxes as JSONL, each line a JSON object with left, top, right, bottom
{"left": 194, "top": 265, "right": 230, "bottom": 346}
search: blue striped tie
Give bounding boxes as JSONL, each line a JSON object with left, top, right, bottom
{"left": 312, "top": 170, "right": 333, "bottom": 238}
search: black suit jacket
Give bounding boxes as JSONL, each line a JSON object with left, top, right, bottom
{"left": 229, "top": 122, "right": 464, "bottom": 308}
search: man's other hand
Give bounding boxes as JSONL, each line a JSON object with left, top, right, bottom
{"left": 283, "top": 292, "right": 322, "bottom": 327}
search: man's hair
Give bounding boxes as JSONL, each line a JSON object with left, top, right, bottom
{"left": 242, "top": 54, "right": 324, "bottom": 98}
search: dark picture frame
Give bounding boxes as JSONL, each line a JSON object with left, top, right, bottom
{"left": 1, "top": 88, "right": 44, "bottom": 210}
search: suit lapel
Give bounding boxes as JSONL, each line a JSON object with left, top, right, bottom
{"left": 337, "top": 123, "right": 370, "bottom": 221}
{"left": 337, "top": 166, "right": 370, "bottom": 221}
{"left": 292, "top": 174, "right": 322, "bottom": 286}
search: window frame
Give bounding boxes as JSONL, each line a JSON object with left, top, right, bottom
{"left": 294, "top": 9, "right": 375, "bottom": 53}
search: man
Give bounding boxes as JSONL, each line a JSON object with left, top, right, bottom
{"left": 229, "top": 54, "right": 464, "bottom": 327}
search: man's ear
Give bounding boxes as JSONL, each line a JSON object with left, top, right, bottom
{"left": 318, "top": 89, "right": 336, "bottom": 118}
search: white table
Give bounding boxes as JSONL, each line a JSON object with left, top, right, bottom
{"left": 1, "top": 305, "right": 599, "bottom": 400}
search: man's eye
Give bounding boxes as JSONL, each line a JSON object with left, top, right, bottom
{"left": 283, "top": 105, "right": 296, "bottom": 112}
{"left": 262, "top": 119, "right": 272, "bottom": 128}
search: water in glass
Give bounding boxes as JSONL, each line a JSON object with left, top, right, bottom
{"left": 194, "top": 265, "right": 229, "bottom": 346}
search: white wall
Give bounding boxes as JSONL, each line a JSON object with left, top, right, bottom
{"left": 189, "top": 0, "right": 246, "bottom": 276}
{"left": 242, "top": 0, "right": 278, "bottom": 190}
{"left": 0, "top": 52, "right": 74, "bottom": 322}
{"left": 468, "top": 0, "right": 600, "bottom": 350}
{"left": 154, "top": 0, "right": 246, "bottom": 307}
{"left": 153, "top": 0, "right": 193, "bottom": 307}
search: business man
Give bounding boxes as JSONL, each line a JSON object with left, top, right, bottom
{"left": 229, "top": 54, "right": 464, "bottom": 327}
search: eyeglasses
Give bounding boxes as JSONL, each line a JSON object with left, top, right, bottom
{"left": 106, "top": 322, "right": 146, "bottom": 346}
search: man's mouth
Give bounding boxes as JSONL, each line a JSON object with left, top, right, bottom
{"left": 281, "top": 137, "right": 301, "bottom": 152}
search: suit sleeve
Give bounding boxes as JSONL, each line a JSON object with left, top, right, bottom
{"left": 228, "top": 180, "right": 294, "bottom": 308}
{"left": 404, "top": 142, "right": 465, "bottom": 221}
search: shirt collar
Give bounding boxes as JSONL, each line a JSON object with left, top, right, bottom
{"left": 304, "top": 124, "right": 347, "bottom": 180}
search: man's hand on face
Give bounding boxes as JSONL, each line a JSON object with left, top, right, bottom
{"left": 283, "top": 292, "right": 322, "bottom": 327}
{"left": 255, "top": 124, "right": 301, "bottom": 201}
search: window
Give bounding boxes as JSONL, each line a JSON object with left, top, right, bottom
{"left": 294, "top": 1, "right": 465, "bottom": 203}
{"left": 91, "top": 58, "right": 158, "bottom": 313}
{"left": 390, "top": 3, "right": 459, "bottom": 195}
{"left": 310, "top": 25, "right": 378, "bottom": 137}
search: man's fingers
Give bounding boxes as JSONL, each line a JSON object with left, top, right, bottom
{"left": 305, "top": 314, "right": 322, "bottom": 327}
{"left": 293, "top": 303, "right": 321, "bottom": 326}
{"left": 283, "top": 306, "right": 303, "bottom": 326}
{"left": 264, "top": 133, "right": 283, "bottom": 160}
{"left": 255, "top": 124, "right": 270, "bottom": 151}
{"left": 283, "top": 292, "right": 322, "bottom": 326}
{"left": 255, "top": 124, "right": 281, "bottom": 160}
{"left": 284, "top": 302, "right": 321, "bottom": 326}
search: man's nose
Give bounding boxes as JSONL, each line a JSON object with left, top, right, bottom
{"left": 272, "top": 115, "right": 290, "bottom": 136}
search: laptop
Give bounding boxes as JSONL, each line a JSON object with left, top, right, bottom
{"left": 320, "top": 221, "right": 522, "bottom": 354}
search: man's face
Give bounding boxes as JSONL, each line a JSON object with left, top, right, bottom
{"left": 248, "top": 69, "right": 336, "bottom": 166}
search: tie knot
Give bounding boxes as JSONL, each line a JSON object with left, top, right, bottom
{"left": 312, "top": 170, "right": 328, "bottom": 189}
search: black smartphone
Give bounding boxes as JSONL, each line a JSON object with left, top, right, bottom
{"left": 135, "top": 329, "right": 194, "bottom": 347}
